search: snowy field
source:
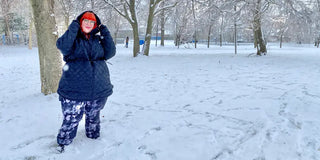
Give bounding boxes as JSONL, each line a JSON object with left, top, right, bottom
{"left": 0, "top": 42, "right": 320, "bottom": 160}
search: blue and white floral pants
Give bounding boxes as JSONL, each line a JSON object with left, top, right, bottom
{"left": 57, "top": 97, "right": 107, "bottom": 145}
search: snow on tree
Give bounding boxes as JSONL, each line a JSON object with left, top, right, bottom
{"left": 103, "top": 0, "right": 141, "bottom": 57}
{"left": 142, "top": 0, "right": 177, "bottom": 56}
{"left": 29, "top": 0, "right": 62, "bottom": 95}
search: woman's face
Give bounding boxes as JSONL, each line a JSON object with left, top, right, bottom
{"left": 81, "top": 19, "right": 95, "bottom": 33}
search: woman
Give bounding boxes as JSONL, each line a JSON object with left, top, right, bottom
{"left": 55, "top": 11, "right": 116, "bottom": 153}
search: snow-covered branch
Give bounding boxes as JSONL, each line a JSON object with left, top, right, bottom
{"left": 154, "top": 2, "right": 178, "bottom": 16}
{"left": 103, "top": 0, "right": 128, "bottom": 22}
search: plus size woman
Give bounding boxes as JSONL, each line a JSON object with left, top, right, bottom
{"left": 55, "top": 11, "right": 116, "bottom": 153}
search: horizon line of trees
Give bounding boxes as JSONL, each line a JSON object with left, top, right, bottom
{"left": 1, "top": 0, "right": 320, "bottom": 55}
{"left": 1, "top": 0, "right": 320, "bottom": 57}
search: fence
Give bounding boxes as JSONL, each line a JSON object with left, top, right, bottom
{"left": 0, "top": 34, "right": 25, "bottom": 45}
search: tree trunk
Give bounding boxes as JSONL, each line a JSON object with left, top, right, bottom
{"left": 192, "top": 0, "right": 197, "bottom": 48}
{"left": 194, "top": 32, "right": 197, "bottom": 48}
{"left": 160, "top": 5, "right": 165, "bottom": 46}
{"left": 174, "top": 22, "right": 178, "bottom": 46}
{"left": 254, "top": 24, "right": 267, "bottom": 55}
{"left": 177, "top": 34, "right": 180, "bottom": 49}
{"left": 30, "top": 0, "right": 62, "bottom": 95}
{"left": 207, "top": 1, "right": 212, "bottom": 48}
{"left": 234, "top": 5, "right": 237, "bottom": 55}
{"left": 4, "top": 16, "right": 11, "bottom": 44}
{"left": 143, "top": 0, "right": 158, "bottom": 56}
{"left": 131, "top": 22, "right": 140, "bottom": 57}
{"left": 113, "top": 32, "right": 118, "bottom": 46}
{"left": 219, "top": 33, "right": 222, "bottom": 47}
{"left": 219, "top": 14, "right": 224, "bottom": 47}
{"left": 253, "top": 28, "right": 257, "bottom": 48}
{"left": 28, "top": 16, "right": 33, "bottom": 49}
{"left": 207, "top": 25, "right": 212, "bottom": 48}
{"left": 253, "top": 0, "right": 267, "bottom": 55}
{"left": 280, "top": 34, "right": 283, "bottom": 48}
{"left": 128, "top": 0, "right": 140, "bottom": 57}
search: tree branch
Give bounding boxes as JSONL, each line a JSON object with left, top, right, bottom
{"left": 103, "top": 0, "right": 127, "bottom": 19}
{"left": 154, "top": 1, "right": 178, "bottom": 16}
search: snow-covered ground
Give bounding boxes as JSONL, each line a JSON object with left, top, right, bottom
{"left": 0, "top": 42, "right": 319, "bottom": 160}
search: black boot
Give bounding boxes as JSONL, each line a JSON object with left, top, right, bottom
{"left": 57, "top": 144, "right": 65, "bottom": 153}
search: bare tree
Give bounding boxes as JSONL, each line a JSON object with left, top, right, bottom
{"left": 160, "top": 1, "right": 166, "bottom": 46}
{"left": 92, "top": 2, "right": 122, "bottom": 46}
{"left": 271, "top": 0, "right": 313, "bottom": 45}
{"left": 155, "top": 0, "right": 176, "bottom": 47}
{"left": 251, "top": 0, "right": 268, "bottom": 55}
{"left": 269, "top": 5, "right": 289, "bottom": 48}
{"left": 28, "top": 9, "right": 33, "bottom": 49}
{"left": 191, "top": 0, "right": 197, "bottom": 48}
{"left": 142, "top": 0, "right": 162, "bottom": 56}
{"left": 173, "top": 0, "right": 192, "bottom": 48}
{"left": 103, "top": 0, "right": 140, "bottom": 57}
{"left": 111, "top": 11, "right": 121, "bottom": 46}
{"left": 203, "top": 0, "right": 217, "bottom": 48}
{"left": 29, "top": 0, "right": 62, "bottom": 95}
{"left": 0, "top": 0, "right": 14, "bottom": 44}
{"left": 234, "top": 4, "right": 237, "bottom": 54}
{"left": 314, "top": 0, "right": 320, "bottom": 47}
{"left": 57, "top": 0, "right": 73, "bottom": 30}
{"left": 143, "top": 0, "right": 177, "bottom": 56}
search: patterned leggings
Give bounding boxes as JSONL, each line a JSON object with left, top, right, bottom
{"left": 57, "top": 97, "right": 107, "bottom": 145}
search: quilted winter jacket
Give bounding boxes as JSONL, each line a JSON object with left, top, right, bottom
{"left": 56, "top": 14, "right": 116, "bottom": 101}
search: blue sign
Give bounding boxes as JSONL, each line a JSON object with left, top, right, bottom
{"left": 139, "top": 40, "right": 144, "bottom": 45}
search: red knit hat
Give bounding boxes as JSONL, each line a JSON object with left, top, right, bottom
{"left": 80, "top": 12, "right": 97, "bottom": 29}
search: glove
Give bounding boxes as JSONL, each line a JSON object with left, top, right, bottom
{"left": 70, "top": 20, "right": 80, "bottom": 28}
{"left": 99, "top": 24, "right": 108, "bottom": 32}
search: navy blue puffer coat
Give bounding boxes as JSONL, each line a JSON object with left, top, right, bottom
{"left": 56, "top": 11, "right": 116, "bottom": 101}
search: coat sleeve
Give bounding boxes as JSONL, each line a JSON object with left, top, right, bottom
{"left": 99, "top": 24, "right": 116, "bottom": 60}
{"left": 56, "top": 20, "right": 80, "bottom": 56}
